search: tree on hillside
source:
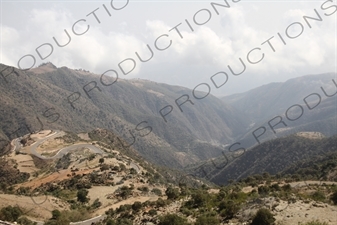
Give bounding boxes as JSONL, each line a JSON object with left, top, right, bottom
{"left": 51, "top": 210, "right": 61, "bottom": 220}
{"left": 0, "top": 205, "right": 22, "bottom": 222}
{"left": 250, "top": 208, "right": 275, "bottom": 225}
{"left": 132, "top": 201, "right": 142, "bottom": 212}
{"left": 158, "top": 214, "right": 189, "bottom": 225}
{"left": 195, "top": 214, "right": 220, "bottom": 225}
{"left": 165, "top": 186, "right": 180, "bottom": 200}
{"left": 118, "top": 186, "right": 132, "bottom": 199}
{"left": 77, "top": 189, "right": 89, "bottom": 203}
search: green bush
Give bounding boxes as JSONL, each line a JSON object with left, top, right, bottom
{"left": 311, "top": 191, "right": 326, "bottom": 202}
{"left": 0, "top": 205, "right": 22, "bottom": 222}
{"left": 195, "top": 215, "right": 220, "bottom": 225}
{"left": 45, "top": 209, "right": 90, "bottom": 225}
{"left": 165, "top": 186, "right": 180, "bottom": 200}
{"left": 109, "top": 218, "right": 132, "bottom": 225}
{"left": 119, "top": 186, "right": 132, "bottom": 199}
{"left": 250, "top": 208, "right": 275, "bottom": 225}
{"left": 156, "top": 198, "right": 166, "bottom": 207}
{"left": 51, "top": 210, "right": 61, "bottom": 220}
{"left": 88, "top": 154, "right": 96, "bottom": 161}
{"left": 91, "top": 198, "right": 102, "bottom": 209}
{"left": 180, "top": 207, "right": 193, "bottom": 216}
{"left": 218, "top": 200, "right": 240, "bottom": 219}
{"left": 152, "top": 188, "right": 162, "bottom": 196}
{"left": 258, "top": 186, "right": 270, "bottom": 195}
{"left": 116, "top": 204, "right": 132, "bottom": 213}
{"left": 137, "top": 186, "right": 149, "bottom": 193}
{"left": 148, "top": 209, "right": 157, "bottom": 216}
{"left": 77, "top": 189, "right": 89, "bottom": 203}
{"left": 270, "top": 184, "right": 281, "bottom": 191}
{"left": 330, "top": 190, "right": 337, "bottom": 205}
{"left": 132, "top": 201, "right": 142, "bottom": 212}
{"left": 106, "top": 219, "right": 116, "bottom": 225}
{"left": 158, "top": 214, "right": 189, "bottom": 225}
{"left": 17, "top": 216, "right": 37, "bottom": 225}
{"left": 282, "top": 184, "right": 292, "bottom": 192}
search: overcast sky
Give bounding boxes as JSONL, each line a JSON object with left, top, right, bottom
{"left": 1, "top": 0, "right": 336, "bottom": 95}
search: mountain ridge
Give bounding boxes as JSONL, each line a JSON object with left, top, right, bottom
{"left": 0, "top": 63, "right": 250, "bottom": 168}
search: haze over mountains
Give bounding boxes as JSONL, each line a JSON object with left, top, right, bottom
{"left": 0, "top": 62, "right": 336, "bottom": 170}
{"left": 222, "top": 73, "right": 337, "bottom": 148}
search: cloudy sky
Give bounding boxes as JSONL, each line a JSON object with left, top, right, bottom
{"left": 1, "top": 0, "right": 336, "bottom": 95}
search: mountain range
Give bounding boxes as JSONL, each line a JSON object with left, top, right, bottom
{"left": 0, "top": 63, "right": 248, "bottom": 168}
{"left": 0, "top": 62, "right": 336, "bottom": 170}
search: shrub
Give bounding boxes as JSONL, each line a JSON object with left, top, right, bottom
{"left": 190, "top": 190, "right": 208, "bottom": 208}
{"left": 148, "top": 209, "right": 157, "bottom": 216}
{"left": 156, "top": 198, "right": 166, "bottom": 207}
{"left": 0, "top": 205, "right": 22, "bottom": 222}
{"left": 311, "top": 191, "right": 326, "bottom": 202}
{"left": 91, "top": 198, "right": 102, "bottom": 209}
{"left": 106, "top": 219, "right": 116, "bottom": 225}
{"left": 17, "top": 216, "right": 36, "bottom": 225}
{"left": 130, "top": 168, "right": 137, "bottom": 174}
{"left": 51, "top": 210, "right": 61, "bottom": 220}
{"left": 119, "top": 186, "right": 132, "bottom": 199}
{"left": 180, "top": 207, "right": 193, "bottom": 216}
{"left": 116, "top": 204, "right": 132, "bottom": 213}
{"left": 270, "top": 184, "right": 281, "bottom": 192}
{"left": 137, "top": 186, "right": 149, "bottom": 193}
{"left": 219, "top": 200, "right": 240, "bottom": 219}
{"left": 88, "top": 154, "right": 96, "bottom": 161}
{"left": 282, "top": 184, "right": 292, "bottom": 192}
{"left": 258, "top": 186, "right": 270, "bottom": 195}
{"left": 165, "top": 186, "right": 180, "bottom": 200}
{"left": 132, "top": 201, "right": 142, "bottom": 212}
{"left": 330, "top": 190, "right": 337, "bottom": 205}
{"left": 120, "top": 218, "right": 133, "bottom": 225}
{"left": 105, "top": 208, "right": 115, "bottom": 217}
{"left": 111, "top": 218, "right": 132, "bottom": 225}
{"left": 77, "top": 189, "right": 89, "bottom": 203}
{"left": 119, "top": 163, "right": 126, "bottom": 171}
{"left": 152, "top": 188, "right": 162, "bottom": 196}
{"left": 158, "top": 214, "right": 189, "bottom": 225}
{"left": 100, "top": 164, "right": 109, "bottom": 171}
{"left": 195, "top": 215, "right": 220, "bottom": 225}
{"left": 45, "top": 209, "right": 92, "bottom": 225}
{"left": 250, "top": 208, "right": 275, "bottom": 225}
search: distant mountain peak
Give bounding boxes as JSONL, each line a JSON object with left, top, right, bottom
{"left": 38, "top": 62, "right": 57, "bottom": 69}
{"left": 30, "top": 62, "right": 57, "bottom": 74}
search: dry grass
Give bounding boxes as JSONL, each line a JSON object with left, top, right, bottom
{"left": 0, "top": 194, "right": 69, "bottom": 221}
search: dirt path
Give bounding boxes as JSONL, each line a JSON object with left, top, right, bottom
{"left": 274, "top": 199, "right": 337, "bottom": 225}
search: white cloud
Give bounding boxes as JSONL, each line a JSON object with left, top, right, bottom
{"left": 1, "top": 1, "right": 335, "bottom": 94}
{"left": 1, "top": 7, "right": 147, "bottom": 75}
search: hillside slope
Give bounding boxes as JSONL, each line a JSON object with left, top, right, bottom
{"left": 222, "top": 73, "right": 337, "bottom": 148}
{"left": 206, "top": 135, "right": 337, "bottom": 185}
{"left": 0, "top": 63, "right": 250, "bottom": 168}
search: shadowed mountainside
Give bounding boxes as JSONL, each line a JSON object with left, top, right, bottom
{"left": 196, "top": 134, "right": 337, "bottom": 185}
{"left": 0, "top": 63, "right": 250, "bottom": 168}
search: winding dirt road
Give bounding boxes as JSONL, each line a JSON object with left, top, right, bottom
{"left": 29, "top": 131, "right": 105, "bottom": 159}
